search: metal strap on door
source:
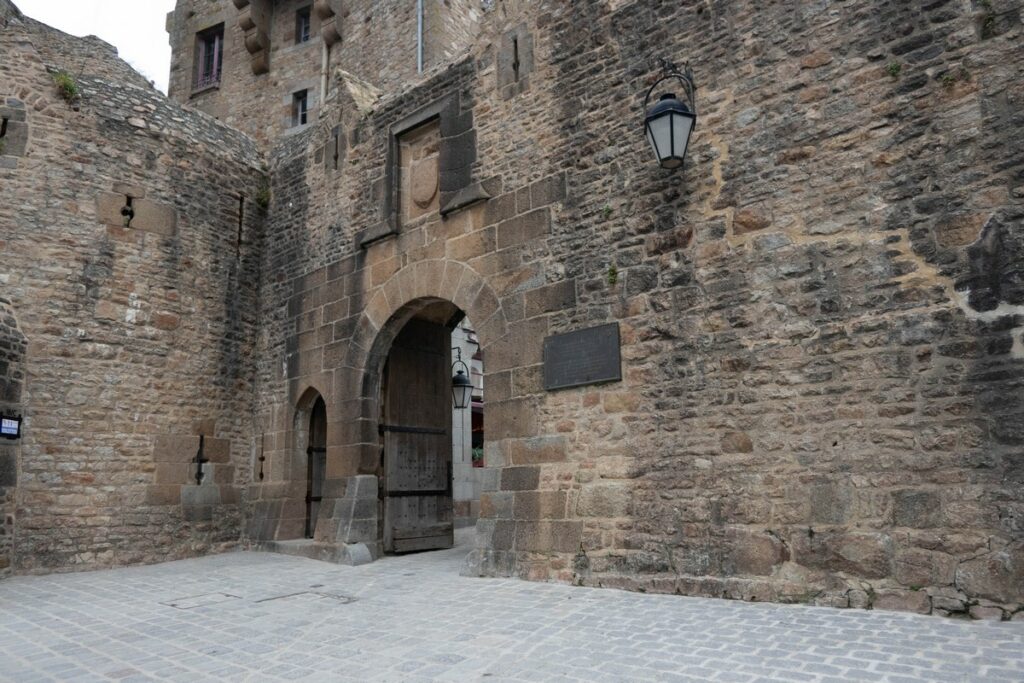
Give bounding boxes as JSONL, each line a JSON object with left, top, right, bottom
{"left": 379, "top": 424, "right": 452, "bottom": 497}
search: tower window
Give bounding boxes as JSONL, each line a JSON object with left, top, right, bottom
{"left": 194, "top": 23, "right": 224, "bottom": 90}
{"left": 296, "top": 6, "right": 312, "bottom": 44}
{"left": 292, "top": 90, "right": 309, "bottom": 127}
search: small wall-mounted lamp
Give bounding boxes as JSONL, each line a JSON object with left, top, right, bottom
{"left": 451, "top": 348, "right": 473, "bottom": 410}
{"left": 1, "top": 414, "right": 22, "bottom": 440}
{"left": 643, "top": 60, "right": 697, "bottom": 170}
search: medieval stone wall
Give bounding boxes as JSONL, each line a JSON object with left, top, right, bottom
{"left": 251, "top": 0, "right": 1023, "bottom": 619}
{"left": 3, "top": 0, "right": 1021, "bottom": 620}
{"left": 167, "top": 0, "right": 482, "bottom": 143}
{"left": 0, "top": 13, "right": 266, "bottom": 572}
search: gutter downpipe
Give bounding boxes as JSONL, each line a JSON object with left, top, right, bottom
{"left": 321, "top": 39, "right": 330, "bottom": 98}
{"left": 417, "top": 0, "right": 424, "bottom": 73}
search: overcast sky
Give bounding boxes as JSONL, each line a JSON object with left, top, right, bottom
{"left": 17, "top": 0, "right": 176, "bottom": 92}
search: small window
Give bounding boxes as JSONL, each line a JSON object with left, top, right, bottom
{"left": 194, "top": 24, "right": 224, "bottom": 90}
{"left": 292, "top": 90, "right": 309, "bottom": 127}
{"left": 296, "top": 6, "right": 312, "bottom": 44}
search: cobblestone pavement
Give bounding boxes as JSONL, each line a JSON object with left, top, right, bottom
{"left": 1, "top": 533, "right": 1022, "bottom": 683}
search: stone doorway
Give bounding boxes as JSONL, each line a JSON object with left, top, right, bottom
{"left": 305, "top": 397, "right": 327, "bottom": 539}
{"left": 378, "top": 301, "right": 483, "bottom": 555}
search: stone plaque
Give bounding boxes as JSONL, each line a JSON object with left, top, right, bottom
{"left": 543, "top": 323, "right": 621, "bottom": 391}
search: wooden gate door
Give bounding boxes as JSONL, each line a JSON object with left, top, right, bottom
{"left": 306, "top": 397, "right": 327, "bottom": 539}
{"left": 382, "top": 319, "right": 454, "bottom": 553}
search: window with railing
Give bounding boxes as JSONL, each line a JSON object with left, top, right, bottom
{"left": 194, "top": 24, "right": 224, "bottom": 91}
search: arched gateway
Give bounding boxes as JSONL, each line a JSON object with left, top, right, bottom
{"left": 254, "top": 260, "right": 515, "bottom": 567}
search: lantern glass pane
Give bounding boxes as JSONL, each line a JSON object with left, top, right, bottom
{"left": 453, "top": 383, "right": 472, "bottom": 409}
{"left": 646, "top": 114, "right": 672, "bottom": 163}
{"left": 672, "top": 112, "right": 695, "bottom": 159}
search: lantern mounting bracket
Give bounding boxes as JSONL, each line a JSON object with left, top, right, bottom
{"left": 644, "top": 59, "right": 696, "bottom": 118}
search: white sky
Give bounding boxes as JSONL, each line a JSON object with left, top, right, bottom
{"left": 16, "top": 0, "right": 176, "bottom": 92}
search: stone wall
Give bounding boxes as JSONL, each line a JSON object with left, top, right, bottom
{"left": 4, "top": 0, "right": 1022, "bottom": 621}
{"left": 167, "top": 0, "right": 481, "bottom": 143}
{"left": 249, "top": 0, "right": 1023, "bottom": 619}
{"left": 0, "top": 11, "right": 266, "bottom": 572}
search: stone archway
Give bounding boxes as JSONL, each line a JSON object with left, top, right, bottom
{"left": 316, "top": 260, "right": 516, "bottom": 564}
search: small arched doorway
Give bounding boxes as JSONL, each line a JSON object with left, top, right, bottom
{"left": 378, "top": 300, "right": 483, "bottom": 553}
{"left": 305, "top": 396, "right": 327, "bottom": 539}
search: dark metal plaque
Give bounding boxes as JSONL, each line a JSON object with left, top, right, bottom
{"left": 543, "top": 323, "right": 622, "bottom": 391}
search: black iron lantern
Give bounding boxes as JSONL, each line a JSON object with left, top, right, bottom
{"left": 643, "top": 61, "right": 697, "bottom": 170}
{"left": 451, "top": 348, "right": 473, "bottom": 410}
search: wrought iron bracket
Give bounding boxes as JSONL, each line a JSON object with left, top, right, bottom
{"left": 643, "top": 58, "right": 697, "bottom": 118}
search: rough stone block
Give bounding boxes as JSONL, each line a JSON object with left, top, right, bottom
{"left": 524, "top": 279, "right": 576, "bottom": 317}
{"left": 792, "top": 530, "right": 894, "bottom": 579}
{"left": 131, "top": 199, "right": 177, "bottom": 235}
{"left": 496, "top": 208, "right": 550, "bottom": 249}
{"left": 204, "top": 438, "right": 231, "bottom": 463}
{"left": 96, "top": 192, "right": 128, "bottom": 227}
{"left": 0, "top": 120, "right": 28, "bottom": 157}
{"left": 513, "top": 491, "right": 567, "bottom": 520}
{"left": 487, "top": 398, "right": 537, "bottom": 440}
{"left": 181, "top": 484, "right": 222, "bottom": 507}
{"left": 893, "top": 490, "right": 942, "bottom": 528}
{"left": 955, "top": 546, "right": 1024, "bottom": 604}
{"left": 720, "top": 528, "right": 787, "bottom": 577}
{"left": 720, "top": 431, "right": 753, "bottom": 453}
{"left": 487, "top": 317, "right": 547, "bottom": 372}
{"left": 447, "top": 226, "right": 495, "bottom": 261}
{"left": 154, "top": 463, "right": 188, "bottom": 485}
{"left": 484, "top": 192, "right": 516, "bottom": 227}
{"left": 808, "top": 480, "right": 853, "bottom": 524}
{"left": 969, "top": 605, "right": 1005, "bottom": 621}
{"left": 576, "top": 483, "right": 630, "bottom": 518}
{"left": 895, "top": 547, "right": 957, "bottom": 587}
{"left": 514, "top": 521, "right": 582, "bottom": 553}
{"left": 874, "top": 589, "right": 931, "bottom": 615}
{"left": 145, "top": 485, "right": 180, "bottom": 506}
{"left": 480, "top": 491, "right": 513, "bottom": 519}
{"left": 529, "top": 173, "right": 566, "bottom": 208}
{"left": 500, "top": 466, "right": 540, "bottom": 492}
{"left": 510, "top": 436, "right": 567, "bottom": 465}
{"left": 153, "top": 434, "right": 201, "bottom": 463}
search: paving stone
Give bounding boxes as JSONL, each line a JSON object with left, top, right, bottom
{"left": 0, "top": 533, "right": 1021, "bottom": 682}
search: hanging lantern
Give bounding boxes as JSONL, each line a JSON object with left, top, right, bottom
{"left": 451, "top": 349, "right": 473, "bottom": 410}
{"left": 643, "top": 61, "right": 697, "bottom": 170}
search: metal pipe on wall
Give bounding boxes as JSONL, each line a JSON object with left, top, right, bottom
{"left": 321, "top": 39, "right": 330, "bottom": 99}
{"left": 417, "top": 0, "right": 424, "bottom": 73}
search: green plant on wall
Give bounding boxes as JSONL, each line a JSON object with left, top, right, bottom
{"left": 980, "top": 0, "right": 997, "bottom": 38}
{"left": 607, "top": 265, "right": 619, "bottom": 287}
{"left": 886, "top": 62, "right": 902, "bottom": 79}
{"left": 52, "top": 70, "right": 80, "bottom": 103}
{"left": 255, "top": 185, "right": 271, "bottom": 210}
